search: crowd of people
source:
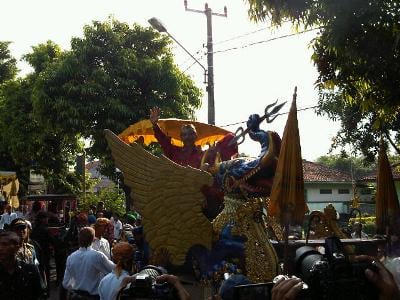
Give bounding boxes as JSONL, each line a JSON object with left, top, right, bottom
{"left": 1, "top": 199, "right": 400, "bottom": 300}
{"left": 0, "top": 200, "right": 191, "bottom": 300}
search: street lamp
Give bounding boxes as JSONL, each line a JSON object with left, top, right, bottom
{"left": 148, "top": 17, "right": 215, "bottom": 125}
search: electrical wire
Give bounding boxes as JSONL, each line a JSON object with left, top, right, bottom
{"left": 178, "top": 48, "right": 204, "bottom": 69}
{"left": 212, "top": 19, "right": 293, "bottom": 46}
{"left": 182, "top": 53, "right": 206, "bottom": 73}
{"left": 211, "top": 27, "right": 322, "bottom": 55}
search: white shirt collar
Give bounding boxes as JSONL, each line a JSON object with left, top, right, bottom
{"left": 79, "top": 246, "right": 93, "bottom": 251}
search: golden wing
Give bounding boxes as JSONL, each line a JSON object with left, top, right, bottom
{"left": 104, "top": 129, "right": 213, "bottom": 265}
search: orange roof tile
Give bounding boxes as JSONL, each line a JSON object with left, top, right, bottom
{"left": 303, "top": 160, "right": 352, "bottom": 182}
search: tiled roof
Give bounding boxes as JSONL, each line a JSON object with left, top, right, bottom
{"left": 303, "top": 160, "right": 352, "bottom": 182}
{"left": 360, "top": 164, "right": 400, "bottom": 181}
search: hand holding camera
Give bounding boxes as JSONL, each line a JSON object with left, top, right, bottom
{"left": 353, "top": 255, "right": 400, "bottom": 300}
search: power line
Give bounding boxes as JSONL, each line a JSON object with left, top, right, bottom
{"left": 211, "top": 27, "right": 322, "bottom": 55}
{"left": 183, "top": 54, "right": 205, "bottom": 73}
{"left": 213, "top": 26, "right": 270, "bottom": 45}
{"left": 178, "top": 48, "right": 205, "bottom": 69}
{"left": 219, "top": 105, "right": 319, "bottom": 128}
{"left": 213, "top": 20, "right": 292, "bottom": 46}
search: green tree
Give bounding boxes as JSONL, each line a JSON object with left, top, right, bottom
{"left": 0, "top": 41, "right": 17, "bottom": 84}
{"left": 246, "top": 0, "right": 400, "bottom": 160}
{"left": 0, "top": 41, "right": 19, "bottom": 175}
{"left": 0, "top": 41, "right": 81, "bottom": 194}
{"left": 78, "top": 183, "right": 126, "bottom": 217}
{"left": 32, "top": 18, "right": 202, "bottom": 177}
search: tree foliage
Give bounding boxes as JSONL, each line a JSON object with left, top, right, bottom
{"left": 78, "top": 182, "right": 126, "bottom": 217}
{"left": 0, "top": 41, "right": 80, "bottom": 194}
{"left": 315, "top": 153, "right": 376, "bottom": 180}
{"left": 0, "top": 18, "right": 202, "bottom": 194}
{"left": 0, "top": 41, "right": 17, "bottom": 84}
{"left": 32, "top": 18, "right": 202, "bottom": 177}
{"left": 246, "top": 0, "right": 400, "bottom": 160}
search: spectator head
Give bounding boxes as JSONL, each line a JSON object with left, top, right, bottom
{"left": 96, "top": 211, "right": 104, "bottom": 218}
{"left": 31, "top": 201, "right": 43, "bottom": 213}
{"left": 0, "top": 231, "right": 21, "bottom": 263}
{"left": 36, "top": 211, "right": 49, "bottom": 225}
{"left": 112, "top": 242, "right": 134, "bottom": 277}
{"left": 9, "top": 218, "right": 28, "bottom": 242}
{"left": 353, "top": 222, "right": 362, "bottom": 234}
{"left": 4, "top": 204, "right": 11, "bottom": 213}
{"left": 133, "top": 226, "right": 144, "bottom": 242}
{"left": 113, "top": 213, "right": 120, "bottom": 221}
{"left": 76, "top": 212, "right": 88, "bottom": 226}
{"left": 103, "top": 210, "right": 112, "bottom": 219}
{"left": 126, "top": 214, "right": 136, "bottom": 225}
{"left": 97, "top": 201, "right": 104, "bottom": 211}
{"left": 79, "top": 227, "right": 95, "bottom": 248}
{"left": 94, "top": 218, "right": 109, "bottom": 237}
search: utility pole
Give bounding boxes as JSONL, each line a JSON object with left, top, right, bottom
{"left": 184, "top": 1, "right": 227, "bottom": 125}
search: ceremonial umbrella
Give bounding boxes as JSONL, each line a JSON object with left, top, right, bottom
{"left": 268, "top": 87, "right": 308, "bottom": 273}
{"left": 0, "top": 171, "right": 16, "bottom": 186}
{"left": 375, "top": 139, "right": 400, "bottom": 235}
{"left": 3, "top": 178, "right": 19, "bottom": 208}
{"left": 119, "top": 119, "right": 232, "bottom": 147}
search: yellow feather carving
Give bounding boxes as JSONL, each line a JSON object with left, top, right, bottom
{"left": 104, "top": 129, "right": 213, "bottom": 265}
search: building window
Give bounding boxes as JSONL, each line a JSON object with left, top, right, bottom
{"left": 320, "top": 189, "right": 332, "bottom": 194}
{"left": 360, "top": 188, "right": 372, "bottom": 195}
{"left": 338, "top": 189, "right": 350, "bottom": 194}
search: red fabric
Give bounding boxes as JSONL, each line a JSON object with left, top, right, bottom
{"left": 153, "top": 124, "right": 238, "bottom": 169}
{"left": 153, "top": 124, "right": 203, "bottom": 168}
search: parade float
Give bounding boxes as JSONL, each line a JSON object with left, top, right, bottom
{"left": 105, "top": 99, "right": 286, "bottom": 286}
{"left": 105, "top": 88, "right": 391, "bottom": 298}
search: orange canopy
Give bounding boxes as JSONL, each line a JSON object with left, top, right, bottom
{"left": 268, "top": 92, "right": 308, "bottom": 225}
{"left": 118, "top": 119, "right": 232, "bottom": 147}
{"left": 375, "top": 139, "right": 400, "bottom": 235}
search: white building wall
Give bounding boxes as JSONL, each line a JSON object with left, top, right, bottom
{"left": 305, "top": 182, "right": 353, "bottom": 214}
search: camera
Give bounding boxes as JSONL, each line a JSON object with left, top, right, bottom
{"left": 119, "top": 265, "right": 179, "bottom": 300}
{"left": 231, "top": 237, "right": 379, "bottom": 300}
{"left": 294, "top": 236, "right": 379, "bottom": 300}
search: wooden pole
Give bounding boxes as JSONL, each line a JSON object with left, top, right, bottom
{"left": 283, "top": 211, "right": 291, "bottom": 275}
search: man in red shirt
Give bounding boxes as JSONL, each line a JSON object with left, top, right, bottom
{"left": 150, "top": 107, "right": 237, "bottom": 169}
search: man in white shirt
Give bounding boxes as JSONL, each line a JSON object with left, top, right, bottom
{"left": 62, "top": 227, "right": 115, "bottom": 298}
{"left": 112, "top": 214, "right": 123, "bottom": 241}
{"left": 92, "top": 218, "right": 111, "bottom": 259}
{"left": 0, "top": 205, "right": 17, "bottom": 230}
{"left": 351, "top": 222, "right": 369, "bottom": 239}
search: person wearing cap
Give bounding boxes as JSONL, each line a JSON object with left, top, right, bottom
{"left": 0, "top": 231, "right": 46, "bottom": 300}
{"left": 9, "top": 218, "right": 38, "bottom": 265}
{"left": 63, "top": 227, "right": 115, "bottom": 299}
{"left": 92, "top": 218, "right": 111, "bottom": 259}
